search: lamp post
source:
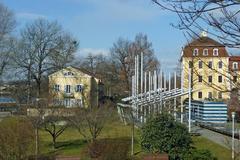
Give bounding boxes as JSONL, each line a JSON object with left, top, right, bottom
{"left": 232, "top": 112, "right": 235, "bottom": 160}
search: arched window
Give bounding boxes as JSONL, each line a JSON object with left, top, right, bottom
{"left": 203, "top": 48, "right": 208, "bottom": 56}
{"left": 193, "top": 48, "right": 198, "bottom": 56}
{"left": 213, "top": 48, "right": 219, "bottom": 56}
{"left": 233, "top": 62, "right": 238, "bottom": 70}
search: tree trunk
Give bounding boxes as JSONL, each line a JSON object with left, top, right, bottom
{"left": 53, "top": 135, "right": 56, "bottom": 149}
{"left": 35, "top": 128, "right": 39, "bottom": 160}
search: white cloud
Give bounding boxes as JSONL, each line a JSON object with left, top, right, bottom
{"left": 16, "top": 12, "right": 46, "bottom": 20}
{"left": 76, "top": 48, "right": 110, "bottom": 57}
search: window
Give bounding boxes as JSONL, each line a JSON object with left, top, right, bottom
{"left": 64, "top": 98, "right": 71, "bottom": 107}
{"left": 203, "top": 49, "right": 208, "bottom": 56}
{"left": 218, "top": 61, "right": 223, "bottom": 69}
{"left": 54, "top": 84, "right": 60, "bottom": 92}
{"left": 199, "top": 61, "right": 203, "bottom": 69}
{"left": 218, "top": 75, "right": 222, "bottom": 83}
{"left": 189, "top": 61, "right": 193, "bottom": 68}
{"left": 213, "top": 48, "right": 219, "bottom": 56}
{"left": 208, "top": 76, "right": 212, "bottom": 83}
{"left": 233, "top": 76, "right": 237, "bottom": 83}
{"left": 233, "top": 62, "right": 238, "bottom": 70}
{"left": 65, "top": 85, "right": 71, "bottom": 93}
{"left": 198, "top": 92, "right": 202, "bottom": 99}
{"left": 64, "top": 72, "right": 74, "bottom": 76}
{"left": 76, "top": 84, "right": 84, "bottom": 92}
{"left": 198, "top": 76, "right": 202, "bottom": 82}
{"left": 193, "top": 48, "right": 198, "bottom": 56}
{"left": 208, "top": 61, "right": 213, "bottom": 69}
{"left": 218, "top": 92, "right": 222, "bottom": 99}
{"left": 208, "top": 92, "right": 213, "bottom": 99}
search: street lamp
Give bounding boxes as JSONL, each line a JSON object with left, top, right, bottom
{"left": 232, "top": 112, "right": 235, "bottom": 160}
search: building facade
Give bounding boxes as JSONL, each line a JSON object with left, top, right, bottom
{"left": 181, "top": 33, "right": 232, "bottom": 101}
{"left": 48, "top": 66, "right": 103, "bottom": 108}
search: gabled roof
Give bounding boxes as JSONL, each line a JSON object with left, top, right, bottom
{"left": 229, "top": 56, "right": 240, "bottom": 61}
{"left": 48, "top": 66, "right": 100, "bottom": 80}
{"left": 186, "top": 36, "right": 225, "bottom": 47}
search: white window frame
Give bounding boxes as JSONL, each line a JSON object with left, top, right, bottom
{"left": 65, "top": 85, "right": 71, "bottom": 93}
{"left": 193, "top": 48, "right": 198, "bottom": 56}
{"left": 213, "top": 48, "right": 219, "bottom": 56}
{"left": 233, "top": 62, "right": 238, "bottom": 70}
{"left": 64, "top": 71, "right": 74, "bottom": 76}
{"left": 54, "top": 84, "right": 60, "bottom": 92}
{"left": 203, "top": 48, "right": 208, "bottom": 56}
{"left": 76, "top": 84, "right": 84, "bottom": 92}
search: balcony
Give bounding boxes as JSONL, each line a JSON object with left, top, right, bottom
{"left": 63, "top": 92, "right": 74, "bottom": 98}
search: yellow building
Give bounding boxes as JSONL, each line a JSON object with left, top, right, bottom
{"left": 48, "top": 66, "right": 103, "bottom": 108}
{"left": 181, "top": 33, "right": 230, "bottom": 101}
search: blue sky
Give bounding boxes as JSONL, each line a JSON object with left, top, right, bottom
{"left": 2, "top": 0, "right": 187, "bottom": 71}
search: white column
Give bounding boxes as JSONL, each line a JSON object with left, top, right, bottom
{"left": 188, "top": 68, "right": 192, "bottom": 133}
{"left": 232, "top": 112, "right": 235, "bottom": 160}
{"left": 174, "top": 72, "right": 177, "bottom": 120}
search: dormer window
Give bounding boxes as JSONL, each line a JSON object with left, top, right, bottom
{"left": 64, "top": 72, "right": 74, "bottom": 76}
{"left": 213, "top": 48, "right": 219, "bottom": 56}
{"left": 233, "top": 62, "right": 238, "bottom": 70}
{"left": 203, "top": 49, "right": 208, "bottom": 56}
{"left": 193, "top": 48, "right": 198, "bottom": 56}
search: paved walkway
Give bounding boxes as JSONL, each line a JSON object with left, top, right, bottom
{"left": 192, "top": 125, "right": 239, "bottom": 149}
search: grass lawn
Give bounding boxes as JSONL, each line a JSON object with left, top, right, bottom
{"left": 192, "top": 136, "right": 231, "bottom": 160}
{"left": 39, "top": 120, "right": 142, "bottom": 159}
{"left": 39, "top": 119, "right": 231, "bottom": 159}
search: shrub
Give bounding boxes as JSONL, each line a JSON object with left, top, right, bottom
{"left": 88, "top": 138, "right": 131, "bottom": 160}
{"left": 0, "top": 116, "right": 35, "bottom": 160}
{"left": 184, "top": 149, "right": 217, "bottom": 160}
{"left": 141, "top": 113, "right": 192, "bottom": 160}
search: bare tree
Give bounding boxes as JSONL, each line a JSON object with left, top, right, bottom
{"left": 43, "top": 109, "right": 69, "bottom": 149}
{"left": 152, "top": 0, "right": 240, "bottom": 48}
{"left": 110, "top": 33, "right": 160, "bottom": 96}
{"left": 13, "top": 19, "right": 78, "bottom": 98}
{"left": 0, "top": 3, "right": 16, "bottom": 77}
{"left": 69, "top": 103, "right": 114, "bottom": 144}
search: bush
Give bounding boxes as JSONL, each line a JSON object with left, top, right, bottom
{"left": 0, "top": 116, "right": 35, "bottom": 160}
{"left": 141, "top": 113, "right": 192, "bottom": 160}
{"left": 88, "top": 138, "right": 131, "bottom": 160}
{"left": 184, "top": 149, "right": 217, "bottom": 160}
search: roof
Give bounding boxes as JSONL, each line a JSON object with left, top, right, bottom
{"left": 229, "top": 56, "right": 240, "bottom": 61}
{"left": 186, "top": 36, "right": 224, "bottom": 47}
{"left": 0, "top": 97, "right": 16, "bottom": 103}
{"left": 49, "top": 66, "right": 101, "bottom": 80}
{"left": 182, "top": 36, "right": 229, "bottom": 57}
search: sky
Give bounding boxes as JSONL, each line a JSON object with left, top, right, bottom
{"left": 1, "top": 0, "right": 187, "bottom": 71}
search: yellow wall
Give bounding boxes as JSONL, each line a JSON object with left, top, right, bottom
{"left": 48, "top": 66, "right": 99, "bottom": 107}
{"left": 182, "top": 57, "right": 230, "bottom": 101}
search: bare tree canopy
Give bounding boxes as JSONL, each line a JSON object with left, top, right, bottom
{"left": 152, "top": 0, "right": 240, "bottom": 48}
{"left": 0, "top": 3, "right": 16, "bottom": 77}
{"left": 110, "top": 33, "right": 160, "bottom": 95}
{"left": 13, "top": 19, "right": 79, "bottom": 97}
